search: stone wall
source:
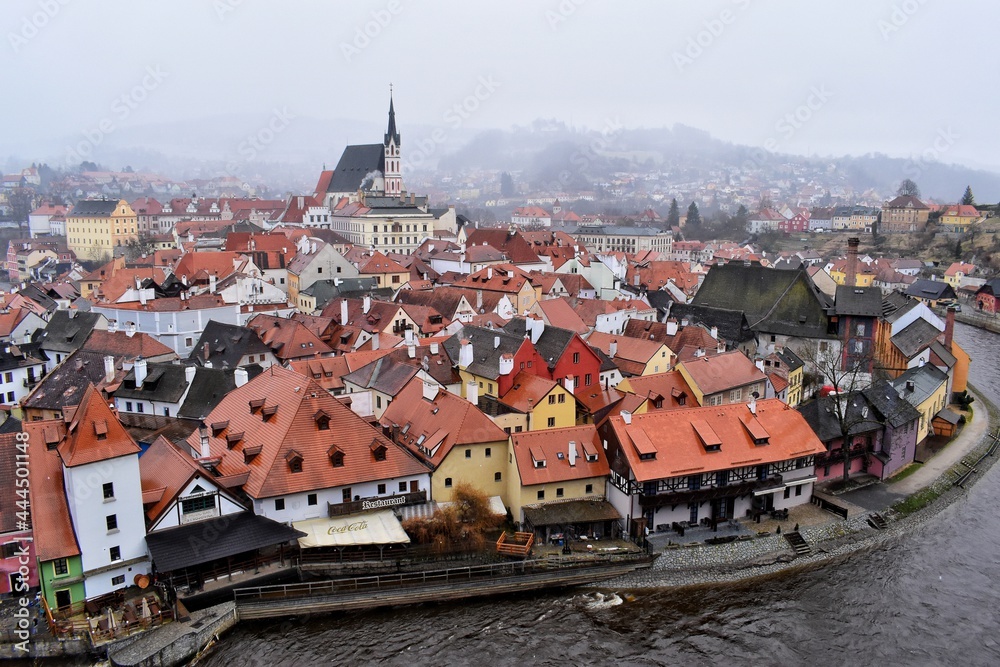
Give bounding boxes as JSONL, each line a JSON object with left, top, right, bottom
{"left": 107, "top": 602, "right": 238, "bottom": 667}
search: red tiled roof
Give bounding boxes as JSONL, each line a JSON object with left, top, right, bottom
{"left": 621, "top": 371, "right": 693, "bottom": 409}
{"left": 139, "top": 436, "right": 230, "bottom": 523}
{"left": 188, "top": 366, "right": 429, "bottom": 498}
{"left": 56, "top": 384, "right": 141, "bottom": 467}
{"left": 81, "top": 330, "right": 176, "bottom": 360}
{"left": 607, "top": 399, "right": 825, "bottom": 482}
{"left": 677, "top": 350, "right": 765, "bottom": 397}
{"left": 288, "top": 356, "right": 350, "bottom": 393}
{"left": 23, "top": 429, "right": 80, "bottom": 561}
{"left": 499, "top": 372, "right": 563, "bottom": 413}
{"left": 358, "top": 251, "right": 407, "bottom": 275}
{"left": 245, "top": 314, "right": 333, "bottom": 360}
{"left": 511, "top": 425, "right": 609, "bottom": 486}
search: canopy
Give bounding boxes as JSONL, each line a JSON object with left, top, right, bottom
{"left": 293, "top": 510, "right": 410, "bottom": 548}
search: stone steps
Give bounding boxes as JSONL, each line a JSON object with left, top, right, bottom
{"left": 783, "top": 531, "right": 811, "bottom": 557}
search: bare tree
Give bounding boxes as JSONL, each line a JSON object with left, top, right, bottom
{"left": 896, "top": 179, "right": 921, "bottom": 198}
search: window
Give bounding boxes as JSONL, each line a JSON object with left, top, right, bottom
{"left": 342, "top": 488, "right": 352, "bottom": 503}
{"left": 558, "top": 394, "right": 565, "bottom": 403}
{"left": 137, "top": 403, "right": 144, "bottom": 413}
{"left": 504, "top": 427, "right": 511, "bottom": 435}
{"left": 770, "top": 335, "right": 776, "bottom": 343}
{"left": 109, "top": 546, "right": 121, "bottom": 562}
{"left": 730, "top": 389, "right": 742, "bottom": 402}
{"left": 163, "top": 407, "right": 170, "bottom": 417}
{"left": 377, "top": 483, "right": 386, "bottom": 494}
{"left": 274, "top": 498, "right": 285, "bottom": 511}
{"left": 125, "top": 401, "right": 133, "bottom": 412}
{"left": 182, "top": 495, "right": 214, "bottom": 514}
{"left": 289, "top": 459, "right": 302, "bottom": 473}
{"left": 185, "top": 337, "right": 194, "bottom": 347}
{"left": 103, "top": 482, "right": 115, "bottom": 500}
{"left": 6, "top": 391, "right": 13, "bottom": 403}
{"left": 585, "top": 483, "right": 593, "bottom": 494}
{"left": 106, "top": 515, "right": 118, "bottom": 532}
{"left": 856, "top": 323, "right": 866, "bottom": 336}
{"left": 307, "top": 493, "right": 318, "bottom": 506}
{"left": 495, "top": 472, "right": 502, "bottom": 481}
{"left": 556, "top": 487, "right": 564, "bottom": 498}
{"left": 784, "top": 487, "right": 791, "bottom": 499}
{"left": 465, "top": 449, "right": 472, "bottom": 458}
{"left": 548, "top": 395, "right": 556, "bottom": 405}
{"left": 444, "top": 477, "right": 453, "bottom": 488}
{"left": 376, "top": 396, "right": 382, "bottom": 409}
{"left": 53, "top": 558, "right": 68, "bottom": 576}
{"left": 547, "top": 417, "right": 556, "bottom": 427}
{"left": 514, "top": 426, "right": 523, "bottom": 433}
{"left": 585, "top": 374, "right": 592, "bottom": 386}
{"left": 398, "top": 481, "right": 407, "bottom": 492}
{"left": 111, "top": 575, "right": 125, "bottom": 586}
{"left": 573, "top": 352, "right": 580, "bottom": 364}
{"left": 537, "top": 490, "right": 545, "bottom": 500}
{"left": 795, "top": 485, "right": 803, "bottom": 497}
{"left": 3, "top": 372, "right": 11, "bottom": 383}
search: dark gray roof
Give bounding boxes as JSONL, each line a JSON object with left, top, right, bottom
{"left": 905, "top": 279, "right": 956, "bottom": 301}
{"left": 799, "top": 392, "right": 884, "bottom": 442}
{"left": 502, "top": 318, "right": 577, "bottom": 371}
{"left": 35, "top": 310, "right": 104, "bottom": 354}
{"left": 0, "top": 344, "right": 44, "bottom": 373}
{"left": 189, "top": 321, "right": 270, "bottom": 368}
{"left": 176, "top": 365, "right": 263, "bottom": 420}
{"left": 882, "top": 292, "right": 916, "bottom": 321}
{"left": 929, "top": 340, "right": 957, "bottom": 369}
{"left": 667, "top": 302, "right": 756, "bottom": 344}
{"left": 976, "top": 279, "right": 1000, "bottom": 297}
{"left": 16, "top": 284, "right": 58, "bottom": 312}
{"left": 835, "top": 285, "right": 883, "bottom": 317}
{"left": 443, "top": 325, "right": 526, "bottom": 381}
{"left": 23, "top": 350, "right": 111, "bottom": 411}
{"left": 0, "top": 417, "right": 22, "bottom": 434}
{"left": 69, "top": 199, "right": 119, "bottom": 216}
{"left": 890, "top": 364, "right": 949, "bottom": 407}
{"left": 861, "top": 380, "right": 921, "bottom": 429}
{"left": 692, "top": 264, "right": 835, "bottom": 339}
{"left": 343, "top": 355, "right": 420, "bottom": 396}
{"left": 590, "top": 345, "right": 618, "bottom": 372}
{"left": 145, "top": 512, "right": 305, "bottom": 572}
{"left": 114, "top": 362, "right": 190, "bottom": 403}
{"left": 773, "top": 347, "right": 804, "bottom": 373}
{"left": 522, "top": 499, "right": 621, "bottom": 527}
{"left": 326, "top": 144, "right": 385, "bottom": 194}
{"left": 302, "top": 278, "right": 390, "bottom": 308}
{"left": 891, "top": 319, "right": 941, "bottom": 359}
{"left": 934, "top": 408, "right": 962, "bottom": 425}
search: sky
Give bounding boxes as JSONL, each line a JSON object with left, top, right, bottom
{"left": 3, "top": 0, "right": 999, "bottom": 172}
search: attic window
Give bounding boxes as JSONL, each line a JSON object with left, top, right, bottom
{"left": 43, "top": 427, "right": 61, "bottom": 449}
{"left": 225, "top": 431, "right": 244, "bottom": 449}
{"left": 94, "top": 419, "right": 108, "bottom": 441}
{"left": 261, "top": 405, "right": 278, "bottom": 422}
{"left": 249, "top": 398, "right": 265, "bottom": 413}
{"left": 243, "top": 445, "right": 262, "bottom": 463}
{"left": 328, "top": 446, "right": 345, "bottom": 467}
{"left": 211, "top": 420, "right": 229, "bottom": 436}
{"left": 370, "top": 440, "right": 387, "bottom": 462}
{"left": 285, "top": 450, "right": 303, "bottom": 473}
{"left": 314, "top": 410, "right": 331, "bottom": 430}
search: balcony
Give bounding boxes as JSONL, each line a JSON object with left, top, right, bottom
{"left": 328, "top": 489, "right": 427, "bottom": 517}
{"left": 638, "top": 475, "right": 784, "bottom": 509}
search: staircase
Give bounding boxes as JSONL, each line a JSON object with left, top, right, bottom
{"left": 867, "top": 513, "right": 888, "bottom": 530}
{"left": 783, "top": 531, "right": 811, "bottom": 558}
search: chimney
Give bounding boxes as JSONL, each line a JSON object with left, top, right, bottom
{"left": 363, "top": 295, "right": 371, "bottom": 314}
{"left": 109, "top": 320, "right": 118, "bottom": 334}
{"left": 609, "top": 339, "right": 617, "bottom": 359}
{"left": 634, "top": 273, "right": 640, "bottom": 287}
{"left": 199, "top": 422, "right": 211, "bottom": 459}
{"left": 487, "top": 267, "right": 493, "bottom": 280}
{"left": 563, "top": 374, "right": 575, "bottom": 395}
{"left": 126, "top": 323, "right": 136, "bottom": 338}
{"left": 185, "top": 365, "right": 196, "bottom": 385}
{"left": 371, "top": 332, "right": 380, "bottom": 351}
{"left": 621, "top": 410, "right": 632, "bottom": 425}
{"left": 530, "top": 318, "right": 544, "bottom": 344}
{"left": 476, "top": 290, "right": 483, "bottom": 311}
{"left": 407, "top": 341, "right": 416, "bottom": 359}
{"left": 748, "top": 397, "right": 757, "bottom": 415}
{"left": 905, "top": 380, "right": 915, "bottom": 392}
{"left": 494, "top": 335, "right": 501, "bottom": 349}
{"left": 846, "top": 237, "right": 860, "bottom": 287}
{"left": 666, "top": 319, "right": 678, "bottom": 336}
{"left": 422, "top": 379, "right": 439, "bottom": 402}
{"left": 945, "top": 306, "right": 956, "bottom": 352}
{"left": 458, "top": 338, "right": 473, "bottom": 369}
{"left": 430, "top": 342, "right": 439, "bottom": 354}
{"left": 340, "top": 298, "right": 349, "bottom": 325}
{"left": 203, "top": 342, "right": 210, "bottom": 362}
{"left": 568, "top": 440, "right": 577, "bottom": 467}
{"left": 710, "top": 326, "right": 718, "bottom": 340}
{"left": 466, "top": 379, "right": 479, "bottom": 406}
{"left": 209, "top": 274, "right": 217, "bottom": 294}
{"left": 235, "top": 367, "right": 249, "bottom": 387}
{"left": 103, "top": 355, "right": 115, "bottom": 383}
{"left": 499, "top": 353, "right": 515, "bottom": 376}
{"left": 134, "top": 358, "right": 148, "bottom": 388}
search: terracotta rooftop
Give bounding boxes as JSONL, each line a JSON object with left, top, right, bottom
{"left": 56, "top": 384, "right": 141, "bottom": 467}
{"left": 510, "top": 425, "right": 609, "bottom": 486}
{"left": 677, "top": 350, "right": 765, "bottom": 397}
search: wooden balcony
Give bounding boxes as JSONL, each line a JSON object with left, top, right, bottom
{"left": 638, "top": 475, "right": 784, "bottom": 509}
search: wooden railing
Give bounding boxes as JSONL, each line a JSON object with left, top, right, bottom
{"left": 496, "top": 531, "right": 534, "bottom": 557}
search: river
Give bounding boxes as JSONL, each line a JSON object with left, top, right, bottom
{"left": 197, "top": 322, "right": 1000, "bottom": 667}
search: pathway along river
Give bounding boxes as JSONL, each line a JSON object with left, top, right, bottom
{"left": 200, "top": 322, "right": 1000, "bottom": 667}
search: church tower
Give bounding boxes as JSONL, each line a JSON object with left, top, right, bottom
{"left": 383, "top": 91, "right": 402, "bottom": 196}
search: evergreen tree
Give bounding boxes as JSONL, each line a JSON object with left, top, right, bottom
{"left": 686, "top": 201, "right": 701, "bottom": 228}
{"left": 961, "top": 186, "right": 975, "bottom": 206}
{"left": 666, "top": 198, "right": 680, "bottom": 228}
{"left": 954, "top": 239, "right": 963, "bottom": 260}
{"left": 733, "top": 204, "right": 749, "bottom": 231}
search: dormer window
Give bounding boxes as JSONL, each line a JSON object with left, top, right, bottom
{"left": 371, "top": 440, "right": 387, "bottom": 462}
{"left": 249, "top": 398, "right": 265, "bottom": 414}
{"left": 211, "top": 420, "right": 229, "bottom": 436}
{"left": 225, "top": 432, "right": 244, "bottom": 449}
{"left": 285, "top": 450, "right": 303, "bottom": 473}
{"left": 94, "top": 419, "right": 108, "bottom": 441}
{"left": 328, "top": 446, "right": 345, "bottom": 467}
{"left": 314, "top": 410, "right": 330, "bottom": 431}
{"left": 261, "top": 405, "right": 278, "bottom": 422}
{"left": 243, "top": 445, "right": 262, "bottom": 463}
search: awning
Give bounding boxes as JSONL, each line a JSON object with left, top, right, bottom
{"left": 293, "top": 510, "right": 410, "bottom": 548}
{"left": 521, "top": 499, "right": 621, "bottom": 528}
{"left": 784, "top": 476, "right": 818, "bottom": 488}
{"left": 145, "top": 512, "right": 306, "bottom": 572}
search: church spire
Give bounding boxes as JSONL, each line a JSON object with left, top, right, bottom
{"left": 384, "top": 86, "right": 400, "bottom": 147}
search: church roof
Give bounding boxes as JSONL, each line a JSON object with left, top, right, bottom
{"left": 326, "top": 144, "right": 385, "bottom": 195}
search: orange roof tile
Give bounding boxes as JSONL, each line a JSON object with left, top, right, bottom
{"left": 511, "top": 425, "right": 609, "bottom": 486}
{"left": 56, "top": 384, "right": 141, "bottom": 467}
{"left": 677, "top": 350, "right": 765, "bottom": 396}
{"left": 499, "top": 372, "right": 563, "bottom": 413}
{"left": 23, "top": 429, "right": 80, "bottom": 561}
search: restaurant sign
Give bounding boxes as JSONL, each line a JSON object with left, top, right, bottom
{"left": 361, "top": 496, "right": 407, "bottom": 511}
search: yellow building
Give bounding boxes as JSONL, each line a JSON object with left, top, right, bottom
{"left": 587, "top": 332, "right": 673, "bottom": 377}
{"left": 829, "top": 260, "right": 876, "bottom": 287}
{"left": 498, "top": 373, "right": 577, "bottom": 431}
{"left": 938, "top": 205, "right": 981, "bottom": 234}
{"left": 892, "top": 365, "right": 949, "bottom": 444}
{"left": 66, "top": 199, "right": 138, "bottom": 261}
{"left": 676, "top": 350, "right": 767, "bottom": 407}
{"left": 507, "top": 425, "right": 610, "bottom": 525}
{"left": 943, "top": 262, "right": 975, "bottom": 291}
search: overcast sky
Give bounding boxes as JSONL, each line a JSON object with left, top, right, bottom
{"left": 4, "top": 0, "right": 998, "bottom": 171}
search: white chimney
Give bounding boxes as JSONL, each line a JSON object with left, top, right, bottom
{"left": 405, "top": 329, "right": 415, "bottom": 345}
{"left": 748, "top": 397, "right": 757, "bottom": 415}
{"left": 126, "top": 323, "right": 136, "bottom": 338}
{"left": 494, "top": 335, "right": 501, "bottom": 349}
{"left": 563, "top": 375, "right": 575, "bottom": 395}
{"left": 235, "top": 368, "right": 249, "bottom": 387}
{"left": 209, "top": 274, "right": 217, "bottom": 294}
{"left": 755, "top": 358, "right": 764, "bottom": 372}
{"left": 466, "top": 379, "right": 479, "bottom": 406}
{"left": 108, "top": 320, "right": 118, "bottom": 333}
{"left": 487, "top": 267, "right": 493, "bottom": 280}
{"left": 199, "top": 424, "right": 211, "bottom": 459}
{"left": 134, "top": 358, "right": 148, "bottom": 388}
{"left": 407, "top": 342, "right": 416, "bottom": 359}
{"left": 422, "top": 380, "right": 439, "bottom": 402}
{"left": 185, "top": 365, "right": 196, "bottom": 385}
{"left": 371, "top": 332, "right": 380, "bottom": 351}
{"left": 609, "top": 339, "right": 618, "bottom": 359}
{"left": 710, "top": 326, "right": 718, "bottom": 340}
{"left": 104, "top": 355, "right": 115, "bottom": 383}
{"left": 363, "top": 295, "right": 371, "bottom": 314}
{"left": 530, "top": 318, "right": 544, "bottom": 344}
{"left": 621, "top": 410, "right": 632, "bottom": 425}
{"left": 568, "top": 440, "right": 577, "bottom": 467}
{"left": 430, "top": 342, "right": 439, "bottom": 354}
{"left": 340, "top": 298, "right": 349, "bottom": 324}
{"left": 458, "top": 339, "right": 473, "bottom": 369}
{"left": 666, "top": 319, "right": 678, "bottom": 336}
{"left": 499, "top": 353, "right": 514, "bottom": 376}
